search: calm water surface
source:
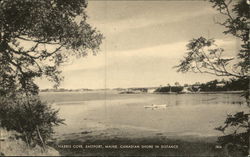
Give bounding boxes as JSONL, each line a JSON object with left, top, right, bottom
{"left": 40, "top": 91, "right": 247, "bottom": 138}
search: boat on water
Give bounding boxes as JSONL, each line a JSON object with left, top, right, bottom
{"left": 144, "top": 104, "right": 169, "bottom": 109}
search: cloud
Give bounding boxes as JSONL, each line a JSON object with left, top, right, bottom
{"left": 113, "top": 41, "right": 187, "bottom": 59}
{"left": 61, "top": 53, "right": 106, "bottom": 71}
{"left": 37, "top": 1, "right": 239, "bottom": 89}
{"left": 89, "top": 6, "right": 215, "bottom": 35}
{"left": 61, "top": 41, "right": 187, "bottom": 72}
{"left": 214, "top": 38, "right": 240, "bottom": 57}
{"left": 61, "top": 38, "right": 238, "bottom": 72}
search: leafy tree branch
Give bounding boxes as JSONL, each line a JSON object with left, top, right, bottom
{"left": 175, "top": 0, "right": 249, "bottom": 155}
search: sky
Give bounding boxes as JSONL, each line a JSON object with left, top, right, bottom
{"left": 37, "top": 0, "right": 240, "bottom": 89}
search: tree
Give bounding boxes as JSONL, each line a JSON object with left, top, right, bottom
{"left": 175, "top": 0, "right": 249, "bottom": 155}
{"left": 175, "top": 0, "right": 249, "bottom": 78}
{"left": 174, "top": 82, "right": 180, "bottom": 86}
{"left": 0, "top": 0, "right": 103, "bottom": 149}
{"left": 167, "top": 83, "right": 172, "bottom": 92}
{"left": 0, "top": 0, "right": 103, "bottom": 95}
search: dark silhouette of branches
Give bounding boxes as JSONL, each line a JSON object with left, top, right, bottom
{"left": 0, "top": 0, "right": 103, "bottom": 150}
{"left": 175, "top": 0, "right": 249, "bottom": 155}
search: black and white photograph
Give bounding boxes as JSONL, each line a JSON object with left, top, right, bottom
{"left": 0, "top": 0, "right": 249, "bottom": 156}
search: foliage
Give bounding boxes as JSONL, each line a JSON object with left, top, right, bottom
{"left": 215, "top": 112, "right": 249, "bottom": 156}
{"left": 0, "top": 0, "right": 103, "bottom": 148}
{"left": 155, "top": 86, "right": 183, "bottom": 93}
{"left": 210, "top": 0, "right": 249, "bottom": 74}
{"left": 156, "top": 78, "right": 248, "bottom": 93}
{"left": 175, "top": 0, "right": 249, "bottom": 77}
{"left": 199, "top": 78, "right": 249, "bottom": 92}
{"left": 175, "top": 0, "right": 249, "bottom": 155}
{"left": 0, "top": 0, "right": 103, "bottom": 90}
{"left": 0, "top": 95, "right": 64, "bottom": 147}
{"left": 175, "top": 36, "right": 245, "bottom": 78}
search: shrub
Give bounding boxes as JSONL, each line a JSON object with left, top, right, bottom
{"left": 0, "top": 95, "right": 64, "bottom": 147}
{"left": 215, "top": 112, "right": 249, "bottom": 156}
{"left": 155, "top": 86, "right": 183, "bottom": 93}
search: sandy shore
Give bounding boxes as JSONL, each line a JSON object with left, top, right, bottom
{"left": 51, "top": 126, "right": 224, "bottom": 156}
{"left": 50, "top": 120, "right": 225, "bottom": 156}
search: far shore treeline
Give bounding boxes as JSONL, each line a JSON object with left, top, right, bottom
{"left": 40, "top": 77, "right": 248, "bottom": 93}
{"left": 156, "top": 77, "right": 248, "bottom": 93}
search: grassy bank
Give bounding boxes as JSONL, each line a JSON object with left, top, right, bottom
{"left": 0, "top": 128, "right": 60, "bottom": 156}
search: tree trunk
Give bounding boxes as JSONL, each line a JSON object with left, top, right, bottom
{"left": 248, "top": 115, "right": 250, "bottom": 156}
{"left": 36, "top": 126, "right": 45, "bottom": 151}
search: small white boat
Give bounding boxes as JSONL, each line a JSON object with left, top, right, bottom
{"left": 144, "top": 104, "right": 169, "bottom": 109}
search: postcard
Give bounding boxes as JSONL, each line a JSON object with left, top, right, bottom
{"left": 0, "top": 0, "right": 249, "bottom": 156}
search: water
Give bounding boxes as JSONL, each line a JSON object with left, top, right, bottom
{"left": 40, "top": 91, "right": 247, "bottom": 138}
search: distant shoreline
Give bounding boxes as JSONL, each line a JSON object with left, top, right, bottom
{"left": 39, "top": 90, "right": 244, "bottom": 94}
{"left": 154, "top": 91, "right": 243, "bottom": 94}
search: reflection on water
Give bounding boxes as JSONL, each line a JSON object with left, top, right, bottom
{"left": 40, "top": 92, "right": 247, "bottom": 137}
